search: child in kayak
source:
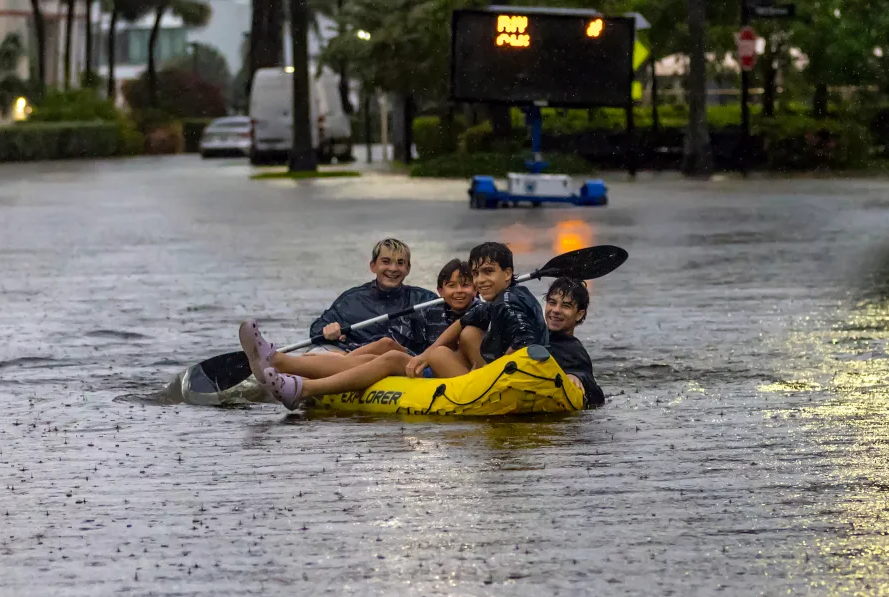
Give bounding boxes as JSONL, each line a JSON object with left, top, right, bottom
{"left": 306, "top": 238, "right": 437, "bottom": 356}
{"left": 239, "top": 259, "right": 480, "bottom": 407}
{"left": 404, "top": 241, "right": 548, "bottom": 378}
{"left": 543, "top": 277, "right": 605, "bottom": 408}
{"left": 241, "top": 242, "right": 548, "bottom": 409}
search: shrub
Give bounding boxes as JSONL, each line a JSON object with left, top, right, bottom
{"left": 755, "top": 115, "right": 870, "bottom": 170}
{"left": 122, "top": 66, "right": 228, "bottom": 120}
{"left": 182, "top": 118, "right": 212, "bottom": 153}
{"left": 413, "top": 115, "right": 463, "bottom": 159}
{"left": 28, "top": 88, "right": 120, "bottom": 122}
{"left": 458, "top": 120, "right": 494, "bottom": 154}
{"left": 0, "top": 121, "right": 143, "bottom": 162}
{"left": 117, "top": 119, "right": 144, "bottom": 156}
{"left": 410, "top": 151, "right": 593, "bottom": 178}
{"left": 0, "top": 122, "right": 119, "bottom": 161}
{"left": 144, "top": 121, "right": 184, "bottom": 155}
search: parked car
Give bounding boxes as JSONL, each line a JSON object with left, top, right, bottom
{"left": 199, "top": 116, "right": 252, "bottom": 158}
{"left": 248, "top": 66, "right": 353, "bottom": 165}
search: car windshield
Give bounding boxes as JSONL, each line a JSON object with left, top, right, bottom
{"left": 208, "top": 118, "right": 250, "bottom": 130}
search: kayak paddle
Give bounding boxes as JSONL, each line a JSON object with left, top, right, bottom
{"left": 183, "top": 244, "right": 628, "bottom": 394}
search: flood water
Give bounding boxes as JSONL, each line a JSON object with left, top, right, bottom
{"left": 2, "top": 157, "right": 889, "bottom": 596}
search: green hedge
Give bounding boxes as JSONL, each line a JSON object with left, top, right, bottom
{"left": 28, "top": 89, "right": 120, "bottom": 122}
{"left": 0, "top": 121, "right": 143, "bottom": 162}
{"left": 756, "top": 115, "right": 870, "bottom": 170}
{"left": 412, "top": 108, "right": 872, "bottom": 173}
{"left": 413, "top": 114, "right": 469, "bottom": 159}
{"left": 409, "top": 152, "right": 594, "bottom": 178}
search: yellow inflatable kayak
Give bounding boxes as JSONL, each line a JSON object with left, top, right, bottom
{"left": 302, "top": 345, "right": 584, "bottom": 416}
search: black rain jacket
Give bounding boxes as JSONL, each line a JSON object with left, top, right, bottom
{"left": 309, "top": 281, "right": 437, "bottom": 354}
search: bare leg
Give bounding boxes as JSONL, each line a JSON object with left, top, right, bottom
{"left": 425, "top": 346, "right": 472, "bottom": 378}
{"left": 270, "top": 351, "right": 377, "bottom": 378}
{"left": 458, "top": 326, "right": 487, "bottom": 370}
{"left": 300, "top": 351, "right": 412, "bottom": 397}
{"left": 346, "top": 337, "right": 406, "bottom": 357}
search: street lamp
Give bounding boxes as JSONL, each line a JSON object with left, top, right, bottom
{"left": 356, "top": 29, "right": 371, "bottom": 41}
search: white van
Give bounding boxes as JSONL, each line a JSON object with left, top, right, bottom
{"left": 248, "top": 66, "right": 353, "bottom": 165}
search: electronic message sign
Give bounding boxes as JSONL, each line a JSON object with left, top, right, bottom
{"left": 451, "top": 7, "right": 635, "bottom": 107}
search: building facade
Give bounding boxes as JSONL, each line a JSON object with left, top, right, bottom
{"left": 0, "top": 0, "right": 87, "bottom": 87}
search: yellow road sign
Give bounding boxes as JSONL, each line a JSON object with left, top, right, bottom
{"left": 633, "top": 39, "right": 650, "bottom": 71}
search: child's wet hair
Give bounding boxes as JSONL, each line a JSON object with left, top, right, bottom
{"left": 469, "top": 242, "right": 514, "bottom": 274}
{"left": 372, "top": 238, "right": 410, "bottom": 264}
{"left": 437, "top": 259, "right": 472, "bottom": 288}
{"left": 545, "top": 277, "right": 589, "bottom": 324}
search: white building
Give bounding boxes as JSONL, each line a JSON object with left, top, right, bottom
{"left": 95, "top": 1, "right": 336, "bottom": 101}
{"left": 93, "top": 0, "right": 252, "bottom": 88}
{"left": 0, "top": 0, "right": 87, "bottom": 87}
{"left": 1, "top": 0, "right": 337, "bottom": 101}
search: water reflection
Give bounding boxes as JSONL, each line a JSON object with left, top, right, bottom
{"left": 552, "top": 219, "right": 595, "bottom": 256}
{"left": 498, "top": 217, "right": 596, "bottom": 260}
{"left": 500, "top": 223, "right": 535, "bottom": 255}
{"left": 760, "top": 295, "right": 889, "bottom": 591}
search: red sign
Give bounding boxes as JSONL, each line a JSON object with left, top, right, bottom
{"left": 737, "top": 26, "right": 757, "bottom": 71}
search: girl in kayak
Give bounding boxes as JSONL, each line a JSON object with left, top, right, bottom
{"left": 239, "top": 259, "right": 480, "bottom": 409}
{"left": 543, "top": 277, "right": 605, "bottom": 408}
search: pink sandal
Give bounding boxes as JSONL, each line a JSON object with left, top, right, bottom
{"left": 238, "top": 319, "right": 277, "bottom": 386}
{"left": 263, "top": 367, "right": 305, "bottom": 411}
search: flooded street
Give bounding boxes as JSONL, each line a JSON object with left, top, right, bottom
{"left": 2, "top": 156, "right": 889, "bottom": 596}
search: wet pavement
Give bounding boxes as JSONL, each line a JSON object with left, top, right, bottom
{"left": 2, "top": 155, "right": 889, "bottom": 596}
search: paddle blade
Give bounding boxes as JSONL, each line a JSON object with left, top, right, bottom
{"left": 538, "top": 245, "right": 628, "bottom": 280}
{"left": 186, "top": 350, "right": 253, "bottom": 394}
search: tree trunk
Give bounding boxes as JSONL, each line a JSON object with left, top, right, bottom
{"left": 28, "top": 0, "right": 47, "bottom": 96}
{"left": 813, "top": 83, "right": 828, "bottom": 119}
{"left": 403, "top": 94, "right": 414, "bottom": 164}
{"left": 338, "top": 64, "right": 353, "bottom": 114}
{"left": 681, "top": 0, "right": 713, "bottom": 177}
{"left": 334, "top": 0, "right": 352, "bottom": 114}
{"left": 249, "top": 0, "right": 284, "bottom": 84}
{"left": 391, "top": 94, "right": 414, "bottom": 163}
{"left": 650, "top": 55, "right": 659, "bottom": 131}
{"left": 148, "top": 4, "right": 165, "bottom": 108}
{"left": 489, "top": 105, "right": 511, "bottom": 137}
{"left": 84, "top": 0, "right": 93, "bottom": 81}
{"left": 64, "top": 0, "right": 75, "bottom": 89}
{"left": 762, "top": 60, "right": 776, "bottom": 117}
{"left": 288, "top": 0, "right": 316, "bottom": 171}
{"left": 761, "top": 37, "right": 780, "bottom": 117}
{"left": 107, "top": 8, "right": 118, "bottom": 101}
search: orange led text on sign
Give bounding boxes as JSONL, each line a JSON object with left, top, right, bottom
{"left": 496, "top": 14, "right": 530, "bottom": 48}
{"left": 586, "top": 18, "right": 603, "bottom": 38}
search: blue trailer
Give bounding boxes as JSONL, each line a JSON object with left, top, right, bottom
{"left": 467, "top": 106, "right": 608, "bottom": 210}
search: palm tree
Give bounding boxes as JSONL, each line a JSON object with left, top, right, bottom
{"left": 85, "top": 0, "right": 95, "bottom": 83}
{"left": 249, "top": 0, "right": 284, "bottom": 82}
{"left": 106, "top": 0, "right": 151, "bottom": 101}
{"left": 147, "top": 0, "right": 211, "bottom": 107}
{"left": 27, "top": 0, "right": 47, "bottom": 96}
{"left": 681, "top": 0, "right": 713, "bottom": 177}
{"left": 64, "top": 0, "right": 75, "bottom": 88}
{"left": 308, "top": 0, "right": 352, "bottom": 113}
